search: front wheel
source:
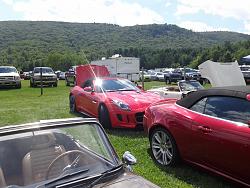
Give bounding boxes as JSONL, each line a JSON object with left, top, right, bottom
{"left": 150, "top": 127, "right": 179, "bottom": 166}
{"left": 99, "top": 105, "right": 112, "bottom": 129}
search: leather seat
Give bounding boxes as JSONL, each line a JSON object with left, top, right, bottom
{"left": 0, "top": 167, "right": 6, "bottom": 188}
{"left": 22, "top": 133, "right": 69, "bottom": 185}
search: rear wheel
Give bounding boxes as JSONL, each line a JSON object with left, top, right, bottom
{"left": 99, "top": 105, "right": 112, "bottom": 129}
{"left": 69, "top": 95, "right": 77, "bottom": 113}
{"left": 150, "top": 127, "right": 179, "bottom": 166}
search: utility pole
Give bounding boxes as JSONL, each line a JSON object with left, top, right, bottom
{"left": 40, "top": 67, "right": 43, "bottom": 96}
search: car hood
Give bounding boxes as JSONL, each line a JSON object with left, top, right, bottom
{"left": 107, "top": 91, "right": 162, "bottom": 109}
{"left": 0, "top": 72, "right": 19, "bottom": 76}
{"left": 97, "top": 172, "right": 159, "bottom": 188}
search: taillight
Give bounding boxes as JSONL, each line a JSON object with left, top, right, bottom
{"left": 246, "top": 94, "right": 250, "bottom": 101}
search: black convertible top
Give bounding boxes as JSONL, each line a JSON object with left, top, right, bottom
{"left": 177, "top": 86, "right": 250, "bottom": 108}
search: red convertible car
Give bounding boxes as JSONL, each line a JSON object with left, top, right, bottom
{"left": 70, "top": 65, "right": 162, "bottom": 129}
{"left": 143, "top": 86, "right": 250, "bottom": 186}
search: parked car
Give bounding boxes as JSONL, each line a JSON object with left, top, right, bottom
{"left": 239, "top": 65, "right": 250, "bottom": 84}
{"left": 30, "top": 67, "right": 58, "bottom": 87}
{"left": 65, "top": 67, "right": 76, "bottom": 86}
{"left": 143, "top": 86, "right": 250, "bottom": 187}
{"left": 70, "top": 77, "right": 162, "bottom": 129}
{"left": 155, "top": 72, "right": 165, "bottom": 81}
{"left": 59, "top": 72, "right": 66, "bottom": 80}
{"left": 164, "top": 70, "right": 182, "bottom": 84}
{"left": 147, "top": 80, "right": 204, "bottom": 99}
{"left": 139, "top": 71, "right": 151, "bottom": 82}
{"left": 0, "top": 66, "right": 21, "bottom": 89}
{"left": 23, "top": 71, "right": 31, "bottom": 80}
{"left": 0, "top": 117, "right": 159, "bottom": 188}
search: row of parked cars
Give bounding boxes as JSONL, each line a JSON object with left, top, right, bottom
{"left": 140, "top": 67, "right": 204, "bottom": 84}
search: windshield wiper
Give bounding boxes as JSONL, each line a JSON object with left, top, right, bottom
{"left": 41, "top": 168, "right": 89, "bottom": 188}
{"left": 87, "top": 164, "right": 123, "bottom": 188}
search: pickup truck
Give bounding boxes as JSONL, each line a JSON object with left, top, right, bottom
{"left": 0, "top": 66, "right": 21, "bottom": 88}
{"left": 30, "top": 67, "right": 58, "bottom": 87}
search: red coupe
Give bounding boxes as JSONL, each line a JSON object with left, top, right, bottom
{"left": 69, "top": 65, "right": 162, "bottom": 129}
{"left": 143, "top": 86, "right": 250, "bottom": 186}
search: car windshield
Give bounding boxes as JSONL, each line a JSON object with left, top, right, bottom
{"left": 179, "top": 81, "right": 204, "bottom": 91}
{"left": 0, "top": 121, "right": 118, "bottom": 187}
{"left": 96, "top": 79, "right": 139, "bottom": 92}
{"left": 0, "top": 67, "right": 17, "bottom": 73}
{"left": 34, "top": 68, "right": 54, "bottom": 74}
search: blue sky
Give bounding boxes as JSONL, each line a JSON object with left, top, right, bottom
{"left": 0, "top": 0, "right": 249, "bottom": 34}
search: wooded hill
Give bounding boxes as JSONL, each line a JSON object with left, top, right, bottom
{"left": 0, "top": 21, "right": 250, "bottom": 70}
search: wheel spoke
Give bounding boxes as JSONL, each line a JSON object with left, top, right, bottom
{"left": 162, "top": 152, "right": 168, "bottom": 165}
{"left": 166, "top": 149, "right": 173, "bottom": 160}
{"left": 154, "top": 149, "right": 162, "bottom": 160}
{"left": 161, "top": 131, "right": 167, "bottom": 143}
{"left": 154, "top": 132, "right": 162, "bottom": 143}
{"left": 152, "top": 141, "right": 161, "bottom": 149}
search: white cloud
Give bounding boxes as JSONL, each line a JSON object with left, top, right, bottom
{"left": 179, "top": 21, "right": 229, "bottom": 32}
{"left": 2, "top": 0, "right": 165, "bottom": 26}
{"left": 176, "top": 0, "right": 250, "bottom": 21}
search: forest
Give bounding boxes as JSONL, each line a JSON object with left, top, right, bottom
{"left": 0, "top": 21, "right": 250, "bottom": 71}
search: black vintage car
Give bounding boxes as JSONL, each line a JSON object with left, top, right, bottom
{"left": 0, "top": 118, "right": 159, "bottom": 188}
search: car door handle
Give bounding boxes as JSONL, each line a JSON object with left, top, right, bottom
{"left": 92, "top": 100, "right": 97, "bottom": 104}
{"left": 198, "top": 126, "right": 212, "bottom": 133}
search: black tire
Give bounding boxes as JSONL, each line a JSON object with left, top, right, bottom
{"left": 69, "top": 95, "right": 77, "bottom": 113}
{"left": 66, "top": 81, "right": 70, "bottom": 86}
{"left": 150, "top": 127, "right": 179, "bottom": 167}
{"left": 98, "top": 105, "right": 112, "bottom": 129}
{"left": 54, "top": 82, "right": 58, "bottom": 87}
{"left": 16, "top": 83, "right": 21, "bottom": 89}
{"left": 30, "top": 80, "right": 34, "bottom": 87}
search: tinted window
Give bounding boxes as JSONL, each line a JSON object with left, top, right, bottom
{"left": 0, "top": 67, "right": 17, "bottom": 73}
{"left": 204, "top": 96, "right": 250, "bottom": 124}
{"left": 190, "top": 98, "right": 207, "bottom": 113}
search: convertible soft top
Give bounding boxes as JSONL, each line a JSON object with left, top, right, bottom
{"left": 177, "top": 86, "right": 250, "bottom": 108}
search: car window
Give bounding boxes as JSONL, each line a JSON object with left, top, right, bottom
{"left": 204, "top": 96, "right": 250, "bottom": 124}
{"left": 82, "top": 79, "right": 93, "bottom": 89}
{"left": 190, "top": 98, "right": 207, "bottom": 113}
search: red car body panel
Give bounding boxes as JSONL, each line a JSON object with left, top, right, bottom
{"left": 71, "top": 66, "right": 162, "bottom": 128}
{"left": 75, "top": 64, "right": 110, "bottom": 86}
{"left": 144, "top": 98, "right": 250, "bottom": 186}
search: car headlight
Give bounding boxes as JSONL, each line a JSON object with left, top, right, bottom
{"left": 15, "top": 76, "right": 20, "bottom": 80}
{"left": 111, "top": 100, "right": 131, "bottom": 111}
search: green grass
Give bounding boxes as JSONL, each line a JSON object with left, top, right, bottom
{"left": 0, "top": 80, "right": 233, "bottom": 188}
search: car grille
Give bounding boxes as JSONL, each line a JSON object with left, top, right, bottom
{"left": 135, "top": 112, "right": 144, "bottom": 123}
{"left": 0, "top": 76, "right": 14, "bottom": 81}
{"left": 41, "top": 76, "right": 54, "bottom": 81}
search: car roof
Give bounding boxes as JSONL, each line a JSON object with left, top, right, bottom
{"left": 177, "top": 86, "right": 250, "bottom": 108}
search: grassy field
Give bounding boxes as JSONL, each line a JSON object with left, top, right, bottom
{"left": 0, "top": 80, "right": 233, "bottom": 188}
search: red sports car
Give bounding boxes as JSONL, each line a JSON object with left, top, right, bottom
{"left": 143, "top": 86, "right": 250, "bottom": 186}
{"left": 70, "top": 74, "right": 162, "bottom": 129}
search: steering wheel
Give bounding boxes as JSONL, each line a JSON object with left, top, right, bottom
{"left": 45, "top": 150, "right": 86, "bottom": 179}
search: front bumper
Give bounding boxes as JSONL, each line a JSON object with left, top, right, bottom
{"left": 0, "top": 80, "right": 21, "bottom": 86}
{"left": 108, "top": 106, "right": 145, "bottom": 128}
{"left": 33, "top": 79, "right": 57, "bottom": 85}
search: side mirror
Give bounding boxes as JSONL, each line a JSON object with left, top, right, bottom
{"left": 83, "top": 86, "right": 93, "bottom": 92}
{"left": 137, "top": 85, "right": 143, "bottom": 90}
{"left": 122, "top": 151, "right": 137, "bottom": 172}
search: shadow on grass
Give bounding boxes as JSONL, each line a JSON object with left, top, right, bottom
{"left": 106, "top": 128, "right": 146, "bottom": 139}
{"left": 146, "top": 148, "right": 238, "bottom": 188}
